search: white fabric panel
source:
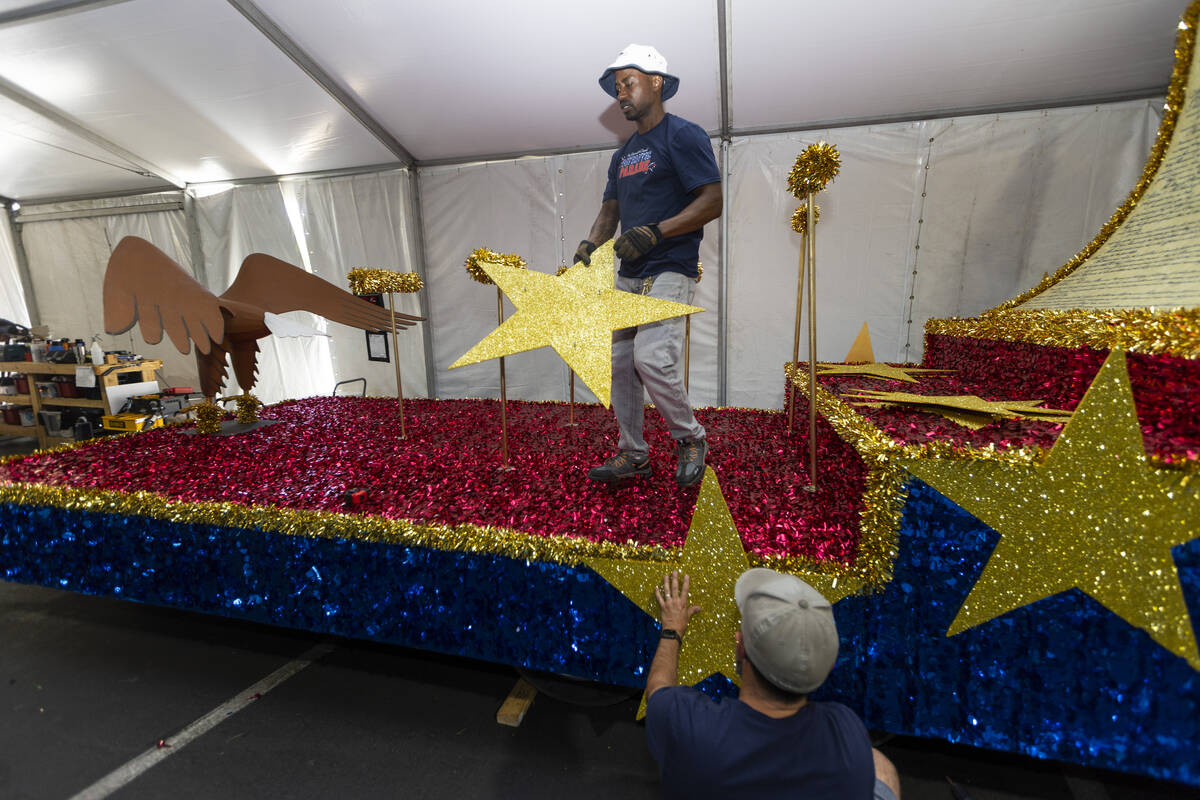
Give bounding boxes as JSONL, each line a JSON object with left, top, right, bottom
{"left": 911, "top": 100, "right": 1162, "bottom": 339}
{"left": 196, "top": 183, "right": 333, "bottom": 404}
{"left": 730, "top": 0, "right": 1181, "bottom": 132}
{"left": 18, "top": 201, "right": 197, "bottom": 388}
{"left": 0, "top": 0, "right": 393, "bottom": 188}
{"left": 0, "top": 210, "right": 28, "bottom": 326}
{"left": 725, "top": 125, "right": 925, "bottom": 409}
{"left": 254, "top": 0, "right": 721, "bottom": 160}
{"left": 724, "top": 99, "right": 1160, "bottom": 409}
{"left": 421, "top": 144, "right": 724, "bottom": 407}
{"left": 420, "top": 158, "right": 566, "bottom": 400}
{"left": 293, "top": 171, "right": 429, "bottom": 398}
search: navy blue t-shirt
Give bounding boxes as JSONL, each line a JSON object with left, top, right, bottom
{"left": 603, "top": 113, "right": 720, "bottom": 279}
{"left": 645, "top": 688, "right": 875, "bottom": 799}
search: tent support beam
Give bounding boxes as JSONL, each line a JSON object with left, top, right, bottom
{"left": 0, "top": 0, "right": 132, "bottom": 29}
{"left": 226, "top": 0, "right": 416, "bottom": 167}
{"left": 6, "top": 207, "right": 40, "bottom": 328}
{"left": 716, "top": 0, "right": 731, "bottom": 138}
{"left": 0, "top": 75, "right": 185, "bottom": 189}
{"left": 183, "top": 192, "right": 210, "bottom": 290}
{"left": 409, "top": 170, "right": 436, "bottom": 398}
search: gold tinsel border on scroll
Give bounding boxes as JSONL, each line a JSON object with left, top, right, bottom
{"left": 986, "top": 1, "right": 1198, "bottom": 314}
{"left": 925, "top": 308, "right": 1200, "bottom": 360}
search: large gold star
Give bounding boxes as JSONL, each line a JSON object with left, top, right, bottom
{"left": 905, "top": 350, "right": 1200, "bottom": 669}
{"left": 586, "top": 467, "right": 860, "bottom": 716}
{"left": 814, "top": 362, "right": 950, "bottom": 383}
{"left": 449, "top": 241, "right": 702, "bottom": 407}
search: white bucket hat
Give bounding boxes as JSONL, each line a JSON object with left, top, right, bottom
{"left": 735, "top": 568, "right": 840, "bottom": 694}
{"left": 599, "top": 44, "right": 679, "bottom": 101}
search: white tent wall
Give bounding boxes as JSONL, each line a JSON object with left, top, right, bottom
{"left": 292, "top": 170, "right": 428, "bottom": 400}
{"left": 195, "top": 183, "right": 334, "bottom": 405}
{"left": 0, "top": 210, "right": 28, "bottom": 327}
{"left": 16, "top": 193, "right": 198, "bottom": 388}
{"left": 7, "top": 96, "right": 1163, "bottom": 412}
{"left": 725, "top": 98, "right": 1162, "bottom": 409}
{"left": 418, "top": 148, "right": 722, "bottom": 406}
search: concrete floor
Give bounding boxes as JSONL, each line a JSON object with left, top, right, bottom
{"left": 2, "top": 434, "right": 1199, "bottom": 800}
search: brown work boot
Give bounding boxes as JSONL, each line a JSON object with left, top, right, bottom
{"left": 675, "top": 438, "right": 708, "bottom": 487}
{"left": 588, "top": 451, "right": 651, "bottom": 483}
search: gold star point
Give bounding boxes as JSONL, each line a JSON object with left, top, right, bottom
{"left": 585, "top": 468, "right": 863, "bottom": 717}
{"left": 814, "top": 362, "right": 949, "bottom": 383}
{"left": 449, "top": 241, "right": 703, "bottom": 407}
{"left": 905, "top": 350, "right": 1200, "bottom": 669}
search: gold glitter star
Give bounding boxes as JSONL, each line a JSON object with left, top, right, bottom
{"left": 449, "top": 241, "right": 702, "bottom": 407}
{"left": 814, "top": 362, "right": 950, "bottom": 383}
{"left": 586, "top": 467, "right": 859, "bottom": 716}
{"left": 905, "top": 350, "right": 1200, "bottom": 669}
{"left": 844, "top": 391, "right": 1073, "bottom": 429}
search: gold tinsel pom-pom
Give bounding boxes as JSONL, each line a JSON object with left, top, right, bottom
{"left": 787, "top": 142, "right": 841, "bottom": 199}
{"left": 347, "top": 268, "right": 423, "bottom": 295}
{"left": 234, "top": 394, "right": 263, "bottom": 424}
{"left": 193, "top": 401, "right": 224, "bottom": 435}
{"left": 791, "top": 204, "right": 821, "bottom": 235}
{"left": 464, "top": 248, "right": 527, "bottom": 285}
{"left": 697, "top": 262, "right": 703, "bottom": 284}
{"left": 556, "top": 264, "right": 570, "bottom": 277}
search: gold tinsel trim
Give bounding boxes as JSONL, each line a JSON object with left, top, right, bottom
{"left": 0, "top": 475, "right": 889, "bottom": 579}
{"left": 791, "top": 204, "right": 821, "bottom": 235}
{"left": 781, "top": 361, "right": 1066, "bottom": 589}
{"left": 988, "top": 3, "right": 1198, "bottom": 313}
{"left": 465, "top": 248, "right": 527, "bottom": 285}
{"left": 347, "top": 268, "right": 424, "bottom": 295}
{"left": 787, "top": 142, "right": 841, "bottom": 199}
{"left": 925, "top": 308, "right": 1200, "bottom": 359}
{"left": 556, "top": 264, "right": 570, "bottom": 277}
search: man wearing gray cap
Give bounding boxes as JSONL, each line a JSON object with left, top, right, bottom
{"left": 575, "top": 44, "right": 721, "bottom": 489}
{"left": 644, "top": 569, "right": 901, "bottom": 799}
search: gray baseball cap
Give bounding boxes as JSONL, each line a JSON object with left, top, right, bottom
{"left": 735, "top": 568, "right": 840, "bottom": 694}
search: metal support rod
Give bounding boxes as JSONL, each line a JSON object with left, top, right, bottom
{"left": 805, "top": 195, "right": 818, "bottom": 490}
{"left": 183, "top": 191, "right": 209, "bottom": 290}
{"left": 568, "top": 371, "right": 576, "bottom": 427}
{"left": 787, "top": 231, "right": 806, "bottom": 434}
{"left": 496, "top": 287, "right": 510, "bottom": 468}
{"left": 684, "top": 315, "right": 691, "bottom": 393}
{"left": 717, "top": 137, "right": 731, "bottom": 406}
{"left": 387, "top": 291, "right": 406, "bottom": 439}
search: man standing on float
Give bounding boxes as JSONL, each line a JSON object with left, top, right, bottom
{"left": 575, "top": 44, "right": 722, "bottom": 489}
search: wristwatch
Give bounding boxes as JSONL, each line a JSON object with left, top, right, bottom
{"left": 660, "top": 628, "right": 683, "bottom": 642}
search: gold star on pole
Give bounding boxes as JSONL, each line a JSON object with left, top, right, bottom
{"left": 449, "top": 241, "right": 702, "bottom": 407}
{"left": 586, "top": 467, "right": 860, "bottom": 717}
{"left": 905, "top": 350, "right": 1200, "bottom": 669}
{"left": 814, "top": 363, "right": 951, "bottom": 383}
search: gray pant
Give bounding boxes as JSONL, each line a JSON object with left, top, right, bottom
{"left": 612, "top": 271, "right": 705, "bottom": 455}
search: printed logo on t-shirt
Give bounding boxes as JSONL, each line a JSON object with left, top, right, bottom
{"left": 618, "top": 148, "right": 656, "bottom": 179}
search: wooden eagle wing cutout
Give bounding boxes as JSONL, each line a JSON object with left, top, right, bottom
{"left": 103, "top": 236, "right": 423, "bottom": 398}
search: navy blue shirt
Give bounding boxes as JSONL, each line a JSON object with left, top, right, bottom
{"left": 603, "top": 113, "right": 720, "bottom": 279}
{"left": 645, "top": 688, "right": 875, "bottom": 799}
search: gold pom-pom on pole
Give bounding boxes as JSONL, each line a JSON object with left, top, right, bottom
{"left": 465, "top": 248, "right": 527, "bottom": 468}
{"left": 785, "top": 142, "right": 840, "bottom": 491}
{"left": 555, "top": 263, "right": 580, "bottom": 428}
{"left": 348, "top": 267, "right": 424, "bottom": 439}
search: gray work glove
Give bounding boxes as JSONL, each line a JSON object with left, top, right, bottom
{"left": 613, "top": 223, "right": 662, "bottom": 260}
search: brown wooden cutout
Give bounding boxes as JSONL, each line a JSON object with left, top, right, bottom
{"left": 104, "top": 236, "right": 424, "bottom": 398}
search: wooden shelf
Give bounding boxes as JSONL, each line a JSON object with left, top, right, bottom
{"left": 0, "top": 422, "right": 37, "bottom": 436}
{"left": 0, "top": 358, "right": 165, "bottom": 448}
{"left": 37, "top": 396, "right": 106, "bottom": 408}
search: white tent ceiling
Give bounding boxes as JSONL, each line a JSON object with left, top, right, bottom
{"left": 0, "top": 0, "right": 1187, "bottom": 201}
